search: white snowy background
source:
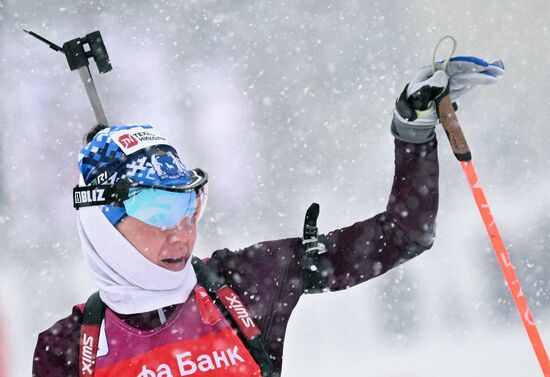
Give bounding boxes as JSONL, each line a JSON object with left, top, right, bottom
{"left": 1, "top": 1, "right": 549, "bottom": 376}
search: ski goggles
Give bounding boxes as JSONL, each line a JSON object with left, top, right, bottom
{"left": 73, "top": 168, "right": 208, "bottom": 228}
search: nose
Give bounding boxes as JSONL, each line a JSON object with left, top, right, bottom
{"left": 165, "top": 219, "right": 194, "bottom": 244}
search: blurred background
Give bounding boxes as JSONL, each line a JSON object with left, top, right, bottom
{"left": 1, "top": 0, "right": 549, "bottom": 376}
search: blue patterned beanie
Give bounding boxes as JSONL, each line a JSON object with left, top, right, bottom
{"left": 78, "top": 124, "right": 198, "bottom": 225}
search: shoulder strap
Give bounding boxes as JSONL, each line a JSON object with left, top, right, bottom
{"left": 79, "top": 292, "right": 106, "bottom": 377}
{"left": 191, "top": 257, "right": 278, "bottom": 377}
{"left": 302, "top": 203, "right": 329, "bottom": 293}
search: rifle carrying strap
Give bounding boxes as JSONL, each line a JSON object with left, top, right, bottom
{"left": 79, "top": 292, "right": 105, "bottom": 377}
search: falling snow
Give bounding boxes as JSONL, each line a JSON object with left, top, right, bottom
{"left": 1, "top": 1, "right": 549, "bottom": 377}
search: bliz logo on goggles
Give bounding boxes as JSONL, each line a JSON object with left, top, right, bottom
{"left": 74, "top": 187, "right": 112, "bottom": 207}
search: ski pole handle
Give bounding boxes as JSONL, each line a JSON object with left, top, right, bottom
{"left": 437, "top": 94, "right": 471, "bottom": 162}
{"left": 431, "top": 35, "right": 471, "bottom": 162}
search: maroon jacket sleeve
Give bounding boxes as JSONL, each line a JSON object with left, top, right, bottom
{"left": 32, "top": 308, "right": 82, "bottom": 377}
{"left": 321, "top": 138, "right": 439, "bottom": 291}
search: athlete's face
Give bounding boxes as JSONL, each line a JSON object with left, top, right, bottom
{"left": 116, "top": 216, "right": 197, "bottom": 272}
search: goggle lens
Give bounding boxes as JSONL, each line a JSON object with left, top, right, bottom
{"left": 123, "top": 185, "right": 207, "bottom": 228}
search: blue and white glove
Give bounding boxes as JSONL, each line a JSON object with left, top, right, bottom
{"left": 437, "top": 56, "right": 505, "bottom": 100}
{"left": 391, "top": 56, "right": 505, "bottom": 144}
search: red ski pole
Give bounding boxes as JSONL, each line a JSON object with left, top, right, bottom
{"left": 438, "top": 92, "right": 550, "bottom": 376}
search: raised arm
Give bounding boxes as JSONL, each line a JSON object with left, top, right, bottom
{"left": 319, "top": 137, "right": 438, "bottom": 291}
{"left": 313, "top": 68, "right": 455, "bottom": 292}
{"left": 317, "top": 56, "right": 504, "bottom": 292}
